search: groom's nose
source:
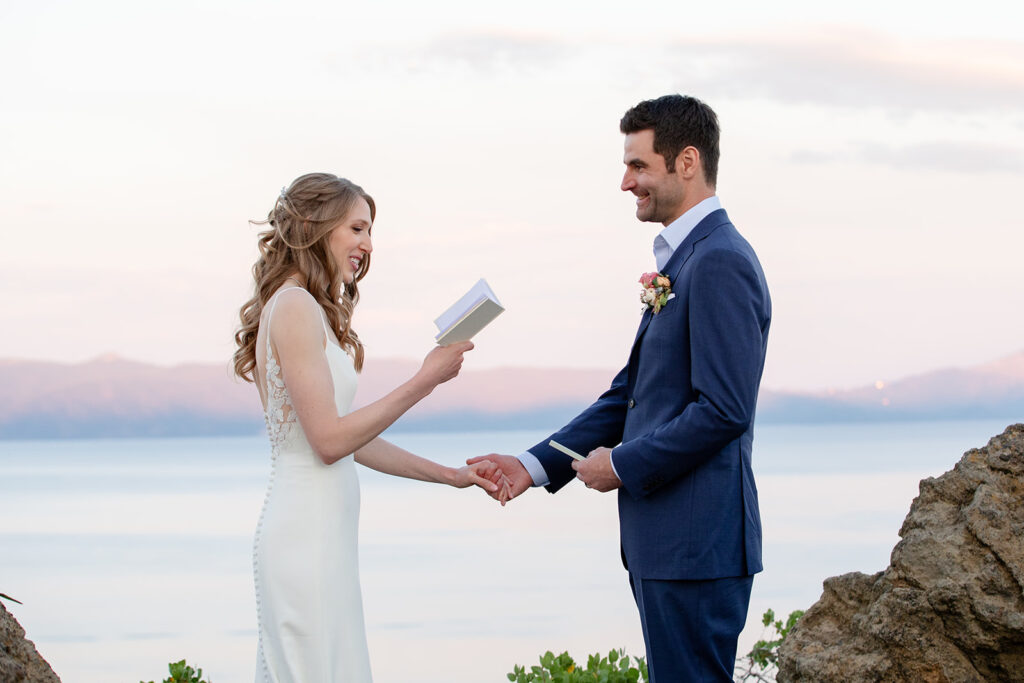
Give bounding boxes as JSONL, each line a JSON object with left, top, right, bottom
{"left": 621, "top": 170, "right": 636, "bottom": 192}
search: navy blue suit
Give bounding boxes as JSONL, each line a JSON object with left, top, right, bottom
{"left": 528, "top": 209, "right": 770, "bottom": 681}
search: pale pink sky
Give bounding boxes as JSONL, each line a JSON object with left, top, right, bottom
{"left": 1, "top": 1, "right": 1022, "bottom": 391}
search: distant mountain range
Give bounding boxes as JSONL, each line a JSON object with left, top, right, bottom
{"left": 0, "top": 350, "right": 1022, "bottom": 440}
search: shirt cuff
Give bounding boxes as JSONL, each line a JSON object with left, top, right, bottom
{"left": 609, "top": 448, "right": 622, "bottom": 482}
{"left": 517, "top": 451, "right": 550, "bottom": 487}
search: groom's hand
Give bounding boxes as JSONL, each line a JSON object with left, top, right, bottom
{"left": 572, "top": 447, "right": 621, "bottom": 492}
{"left": 466, "top": 453, "right": 532, "bottom": 505}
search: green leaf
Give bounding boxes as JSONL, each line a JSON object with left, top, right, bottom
{"left": 783, "top": 609, "right": 805, "bottom": 636}
{"left": 508, "top": 647, "right": 649, "bottom": 683}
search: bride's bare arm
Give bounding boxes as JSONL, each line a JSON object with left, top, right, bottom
{"left": 272, "top": 293, "right": 472, "bottom": 465}
{"left": 354, "top": 437, "right": 499, "bottom": 491}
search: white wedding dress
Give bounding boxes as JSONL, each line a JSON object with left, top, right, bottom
{"left": 253, "top": 287, "right": 373, "bottom": 682}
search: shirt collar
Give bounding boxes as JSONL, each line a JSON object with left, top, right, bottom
{"left": 653, "top": 195, "right": 722, "bottom": 271}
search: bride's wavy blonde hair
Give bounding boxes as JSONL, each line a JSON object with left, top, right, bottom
{"left": 233, "top": 173, "right": 374, "bottom": 383}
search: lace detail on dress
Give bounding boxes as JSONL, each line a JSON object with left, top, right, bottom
{"left": 263, "top": 339, "right": 296, "bottom": 456}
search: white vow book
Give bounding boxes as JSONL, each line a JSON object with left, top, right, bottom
{"left": 434, "top": 278, "right": 505, "bottom": 345}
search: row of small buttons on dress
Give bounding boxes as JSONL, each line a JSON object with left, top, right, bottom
{"left": 253, "top": 427, "right": 278, "bottom": 683}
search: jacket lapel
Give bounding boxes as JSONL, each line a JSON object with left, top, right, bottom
{"left": 630, "top": 209, "right": 729, "bottom": 345}
{"left": 625, "top": 209, "right": 731, "bottom": 389}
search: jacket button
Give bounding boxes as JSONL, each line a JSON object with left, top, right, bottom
{"left": 628, "top": 398, "right": 636, "bottom": 409}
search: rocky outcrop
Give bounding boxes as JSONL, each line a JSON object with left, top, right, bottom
{"left": 0, "top": 601, "right": 60, "bottom": 683}
{"left": 778, "top": 423, "right": 1024, "bottom": 682}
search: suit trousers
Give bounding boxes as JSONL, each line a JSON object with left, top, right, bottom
{"left": 629, "top": 573, "right": 753, "bottom": 682}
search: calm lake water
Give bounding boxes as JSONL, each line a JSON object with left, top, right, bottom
{"left": 0, "top": 419, "right": 1015, "bottom": 682}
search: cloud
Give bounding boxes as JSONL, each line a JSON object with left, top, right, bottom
{"left": 664, "top": 29, "right": 1024, "bottom": 114}
{"left": 790, "top": 149, "right": 843, "bottom": 164}
{"left": 790, "top": 141, "right": 1024, "bottom": 174}
{"left": 862, "top": 141, "right": 1024, "bottom": 173}
{"left": 332, "top": 30, "right": 575, "bottom": 77}
{"left": 334, "top": 27, "right": 1024, "bottom": 116}
{"left": 415, "top": 30, "right": 574, "bottom": 72}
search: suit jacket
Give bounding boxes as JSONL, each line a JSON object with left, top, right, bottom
{"left": 529, "top": 209, "right": 770, "bottom": 580}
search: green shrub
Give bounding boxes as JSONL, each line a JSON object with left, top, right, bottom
{"left": 735, "top": 608, "right": 804, "bottom": 682}
{"left": 508, "top": 648, "right": 647, "bottom": 682}
{"left": 140, "top": 659, "right": 211, "bottom": 683}
{"left": 508, "top": 607, "right": 803, "bottom": 683}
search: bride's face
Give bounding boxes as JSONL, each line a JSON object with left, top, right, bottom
{"left": 329, "top": 197, "right": 373, "bottom": 284}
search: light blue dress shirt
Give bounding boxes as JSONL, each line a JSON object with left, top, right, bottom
{"left": 518, "top": 196, "right": 724, "bottom": 487}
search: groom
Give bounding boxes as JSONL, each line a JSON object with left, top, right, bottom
{"left": 471, "top": 95, "right": 771, "bottom": 681}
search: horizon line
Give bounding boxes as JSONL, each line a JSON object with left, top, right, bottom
{"left": 3, "top": 347, "right": 1023, "bottom": 396}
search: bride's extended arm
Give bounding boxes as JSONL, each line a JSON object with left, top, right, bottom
{"left": 273, "top": 293, "right": 472, "bottom": 465}
{"left": 355, "top": 437, "right": 500, "bottom": 491}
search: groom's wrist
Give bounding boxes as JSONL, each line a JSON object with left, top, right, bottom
{"left": 608, "top": 449, "right": 622, "bottom": 482}
{"left": 516, "top": 452, "right": 549, "bottom": 487}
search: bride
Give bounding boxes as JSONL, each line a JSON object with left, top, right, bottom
{"left": 232, "top": 172, "right": 506, "bottom": 682}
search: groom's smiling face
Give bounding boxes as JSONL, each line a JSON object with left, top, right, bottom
{"left": 621, "top": 129, "right": 687, "bottom": 226}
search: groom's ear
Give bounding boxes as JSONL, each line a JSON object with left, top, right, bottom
{"left": 676, "top": 146, "right": 702, "bottom": 181}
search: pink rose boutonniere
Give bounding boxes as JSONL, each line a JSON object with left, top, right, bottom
{"left": 639, "top": 271, "right": 674, "bottom": 314}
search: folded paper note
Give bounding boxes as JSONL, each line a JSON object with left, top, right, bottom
{"left": 549, "top": 440, "right": 585, "bottom": 461}
{"left": 434, "top": 278, "right": 505, "bottom": 345}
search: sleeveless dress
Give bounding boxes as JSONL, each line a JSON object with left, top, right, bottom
{"left": 253, "top": 288, "right": 373, "bottom": 683}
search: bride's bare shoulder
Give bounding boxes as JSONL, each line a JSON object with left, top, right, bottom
{"left": 266, "top": 288, "right": 324, "bottom": 345}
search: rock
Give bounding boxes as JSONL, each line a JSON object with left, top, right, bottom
{"left": 0, "top": 601, "right": 61, "bottom": 683}
{"left": 778, "top": 423, "right": 1024, "bottom": 682}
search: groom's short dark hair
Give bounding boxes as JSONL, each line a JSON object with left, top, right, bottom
{"left": 620, "top": 95, "right": 720, "bottom": 187}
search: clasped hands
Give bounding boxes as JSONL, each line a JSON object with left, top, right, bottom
{"left": 464, "top": 447, "right": 621, "bottom": 505}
